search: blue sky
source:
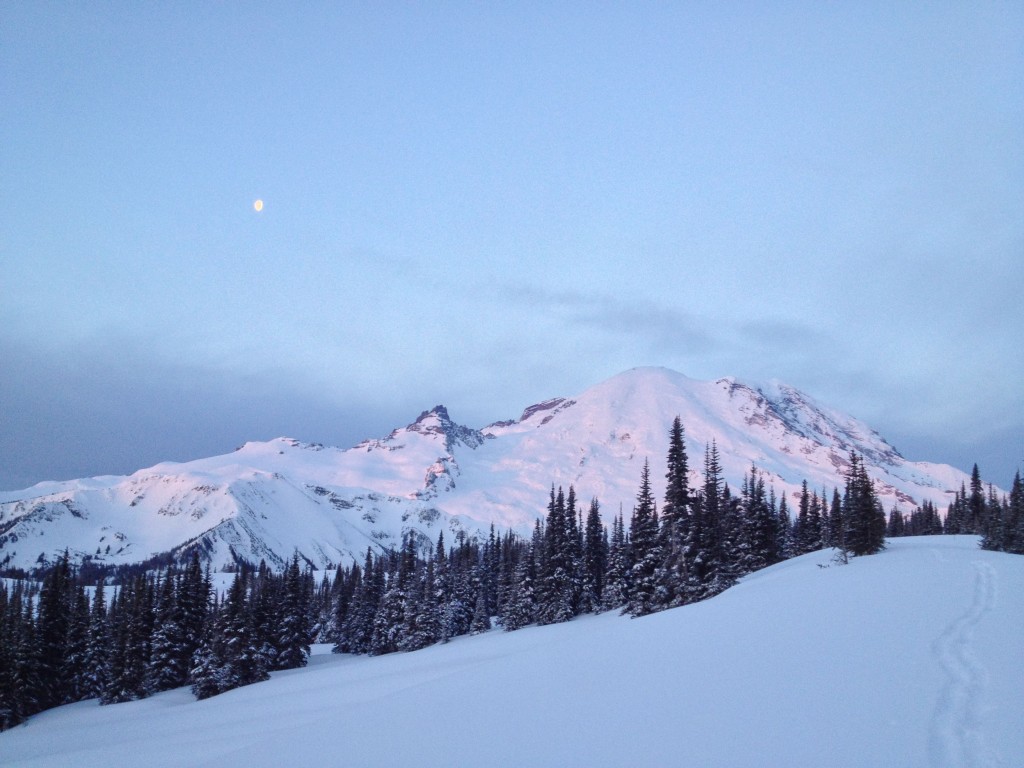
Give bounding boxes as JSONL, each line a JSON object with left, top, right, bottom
{"left": 2, "top": 2, "right": 1021, "bottom": 490}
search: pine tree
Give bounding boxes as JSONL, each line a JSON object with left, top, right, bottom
{"left": 102, "top": 578, "right": 149, "bottom": 704}
{"left": 657, "top": 416, "right": 691, "bottom": 607}
{"left": 146, "top": 571, "right": 186, "bottom": 693}
{"left": 806, "top": 489, "right": 824, "bottom": 551}
{"left": 0, "top": 582, "right": 29, "bottom": 730}
{"left": 189, "top": 612, "right": 225, "bottom": 701}
{"left": 341, "top": 548, "right": 382, "bottom": 653}
{"left": 580, "top": 498, "right": 606, "bottom": 612}
{"left": 400, "top": 556, "right": 440, "bottom": 651}
{"left": 63, "top": 584, "right": 91, "bottom": 703}
{"left": 500, "top": 545, "right": 536, "bottom": 631}
{"left": 222, "top": 570, "right": 270, "bottom": 689}
{"left": 469, "top": 590, "right": 491, "bottom": 634}
{"left": 842, "top": 452, "right": 886, "bottom": 556}
{"left": 946, "top": 484, "right": 967, "bottom": 534}
{"left": 627, "top": 460, "right": 661, "bottom": 617}
{"left": 967, "top": 464, "right": 986, "bottom": 535}
{"left": 371, "top": 556, "right": 405, "bottom": 656}
{"left": 82, "top": 579, "right": 110, "bottom": 700}
{"left": 1008, "top": 471, "right": 1024, "bottom": 554}
{"left": 36, "top": 552, "right": 73, "bottom": 709}
{"left": 887, "top": 508, "right": 906, "bottom": 538}
{"left": 275, "top": 554, "right": 311, "bottom": 669}
{"left": 687, "top": 442, "right": 727, "bottom": 599}
{"left": 980, "top": 483, "right": 1005, "bottom": 551}
{"left": 564, "top": 486, "right": 584, "bottom": 614}
{"left": 602, "top": 513, "right": 629, "bottom": 610}
{"left": 827, "top": 488, "right": 844, "bottom": 550}
{"left": 537, "top": 487, "right": 574, "bottom": 625}
{"left": 776, "top": 491, "right": 792, "bottom": 560}
{"left": 0, "top": 583, "right": 13, "bottom": 729}
{"left": 9, "top": 596, "right": 43, "bottom": 726}
{"left": 736, "top": 468, "right": 773, "bottom": 575}
{"left": 177, "top": 551, "right": 210, "bottom": 679}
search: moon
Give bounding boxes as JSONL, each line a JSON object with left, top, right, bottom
{"left": 253, "top": 199, "right": 264, "bottom": 212}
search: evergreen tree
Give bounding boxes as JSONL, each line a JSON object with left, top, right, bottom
{"left": 340, "top": 548, "right": 382, "bottom": 654}
{"left": 842, "top": 452, "right": 886, "bottom": 556}
{"left": 980, "top": 483, "right": 1005, "bottom": 551}
{"left": 776, "top": 491, "right": 792, "bottom": 560}
{"left": 9, "top": 596, "right": 43, "bottom": 726}
{"left": 469, "top": 590, "right": 491, "bottom": 634}
{"left": 103, "top": 577, "right": 150, "bottom": 704}
{"left": 36, "top": 552, "right": 73, "bottom": 709}
{"left": 146, "top": 571, "right": 185, "bottom": 693}
{"left": 736, "top": 468, "right": 772, "bottom": 575}
{"left": 627, "top": 460, "right": 661, "bottom": 617}
{"left": 400, "top": 556, "right": 440, "bottom": 651}
{"left": 946, "top": 484, "right": 968, "bottom": 535}
{"left": 687, "top": 442, "right": 727, "bottom": 599}
{"left": 0, "top": 583, "right": 13, "bottom": 729}
{"left": 63, "top": 584, "right": 91, "bottom": 703}
{"left": 886, "top": 508, "right": 906, "bottom": 538}
{"left": 967, "top": 464, "right": 986, "bottom": 534}
{"left": 657, "top": 416, "right": 691, "bottom": 607}
{"left": 371, "top": 557, "right": 405, "bottom": 656}
{"left": 82, "top": 579, "right": 110, "bottom": 700}
{"left": 1008, "top": 471, "right": 1024, "bottom": 554}
{"left": 537, "top": 487, "right": 574, "bottom": 625}
{"left": 275, "top": 554, "right": 311, "bottom": 669}
{"left": 564, "top": 486, "right": 584, "bottom": 614}
{"left": 602, "top": 513, "right": 629, "bottom": 610}
{"left": 827, "top": 488, "right": 844, "bottom": 550}
{"left": 176, "top": 551, "right": 210, "bottom": 678}
{"left": 189, "top": 610, "right": 225, "bottom": 701}
{"left": 220, "top": 570, "right": 270, "bottom": 690}
{"left": 500, "top": 542, "right": 536, "bottom": 631}
{"left": 580, "top": 497, "right": 606, "bottom": 612}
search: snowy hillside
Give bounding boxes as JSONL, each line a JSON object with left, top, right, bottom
{"left": 0, "top": 367, "right": 979, "bottom": 572}
{"left": 2, "top": 536, "right": 1021, "bottom": 767}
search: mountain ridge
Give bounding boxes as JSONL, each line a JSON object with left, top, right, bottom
{"left": 0, "top": 366, "right": 976, "bottom": 572}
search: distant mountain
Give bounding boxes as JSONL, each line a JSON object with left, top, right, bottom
{"left": 0, "top": 367, "right": 972, "bottom": 572}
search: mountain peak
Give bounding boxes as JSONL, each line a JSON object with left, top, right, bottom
{"left": 414, "top": 404, "right": 451, "bottom": 424}
{"left": 0, "top": 365, "right": 978, "bottom": 572}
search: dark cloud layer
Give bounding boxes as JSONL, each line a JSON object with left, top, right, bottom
{"left": 0, "top": 336, "right": 404, "bottom": 491}
{"left": 2, "top": 322, "right": 1019, "bottom": 493}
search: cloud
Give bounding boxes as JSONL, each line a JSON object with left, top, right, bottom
{"left": 510, "top": 284, "right": 716, "bottom": 352}
{"left": 0, "top": 334, "right": 405, "bottom": 490}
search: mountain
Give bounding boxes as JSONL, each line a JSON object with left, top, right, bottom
{"left": 0, "top": 367, "right": 974, "bottom": 572}
{"left": 2, "top": 536, "right": 1021, "bottom": 767}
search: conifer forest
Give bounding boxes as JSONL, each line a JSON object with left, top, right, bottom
{"left": 2, "top": 417, "right": 1021, "bottom": 731}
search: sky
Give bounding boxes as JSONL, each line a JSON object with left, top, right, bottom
{"left": 1, "top": 2, "right": 1021, "bottom": 491}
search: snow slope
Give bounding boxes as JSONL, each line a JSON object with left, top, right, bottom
{"left": 0, "top": 367, "right": 980, "bottom": 572}
{"left": 2, "top": 536, "right": 1020, "bottom": 767}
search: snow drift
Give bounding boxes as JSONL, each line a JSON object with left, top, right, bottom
{"left": 1, "top": 536, "right": 1021, "bottom": 767}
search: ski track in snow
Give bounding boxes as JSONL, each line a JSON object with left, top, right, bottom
{"left": 928, "top": 559, "right": 998, "bottom": 768}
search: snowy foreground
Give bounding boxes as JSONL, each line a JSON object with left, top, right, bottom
{"left": 3, "top": 536, "right": 1021, "bottom": 767}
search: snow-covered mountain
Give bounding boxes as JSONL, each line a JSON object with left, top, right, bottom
{"left": 3, "top": 536, "right": 1021, "bottom": 767}
{"left": 0, "top": 367, "right": 974, "bottom": 572}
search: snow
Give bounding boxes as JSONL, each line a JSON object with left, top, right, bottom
{"left": 3, "top": 536, "right": 1021, "bottom": 767}
{"left": 0, "top": 367, "right": 989, "bottom": 572}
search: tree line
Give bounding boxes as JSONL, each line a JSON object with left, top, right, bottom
{"left": 0, "top": 551, "right": 315, "bottom": 730}
{"left": 2, "top": 416, "right": 1019, "bottom": 730}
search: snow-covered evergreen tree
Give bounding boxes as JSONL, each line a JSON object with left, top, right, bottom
{"left": 842, "top": 452, "right": 886, "bottom": 556}
{"left": 627, "top": 461, "right": 661, "bottom": 617}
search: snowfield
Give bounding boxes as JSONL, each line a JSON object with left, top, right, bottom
{"left": 3, "top": 536, "right": 1021, "bottom": 767}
